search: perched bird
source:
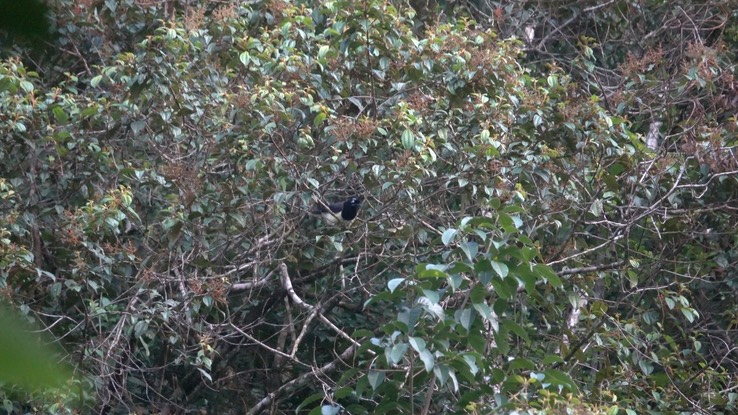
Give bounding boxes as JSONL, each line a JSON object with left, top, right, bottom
{"left": 311, "top": 196, "right": 363, "bottom": 224}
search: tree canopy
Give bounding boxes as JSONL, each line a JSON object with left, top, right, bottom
{"left": 1, "top": 0, "right": 737, "bottom": 414}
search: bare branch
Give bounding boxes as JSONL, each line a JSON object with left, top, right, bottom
{"left": 245, "top": 344, "right": 358, "bottom": 415}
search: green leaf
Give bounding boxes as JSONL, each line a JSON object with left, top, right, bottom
{"left": 490, "top": 277, "right": 514, "bottom": 300}
{"left": 239, "top": 51, "right": 250, "bottom": 66}
{"left": 306, "top": 178, "right": 320, "bottom": 188}
{"left": 534, "top": 264, "right": 562, "bottom": 288}
{"left": 387, "top": 278, "right": 405, "bottom": 292}
{"left": 419, "top": 349, "right": 434, "bottom": 372}
{"left": 638, "top": 358, "right": 653, "bottom": 375}
{"left": 51, "top": 106, "right": 68, "bottom": 123}
{"left": 332, "top": 240, "right": 343, "bottom": 252}
{"left": 459, "top": 241, "right": 478, "bottom": 261}
{"left": 448, "top": 367, "right": 460, "bottom": 392}
{"left": 509, "top": 358, "right": 535, "bottom": 370}
{"left": 542, "top": 369, "right": 577, "bottom": 391}
{"left": 409, "top": 337, "right": 426, "bottom": 352}
{"left": 447, "top": 274, "right": 464, "bottom": 290}
{"left": 420, "top": 300, "right": 445, "bottom": 320}
{"left": 446, "top": 261, "right": 473, "bottom": 274}
{"left": 318, "top": 45, "right": 330, "bottom": 59}
{"left": 515, "top": 264, "right": 538, "bottom": 293}
{"left": 0, "top": 77, "right": 16, "bottom": 92}
{"left": 417, "top": 268, "right": 446, "bottom": 279}
{"left": 542, "top": 354, "right": 564, "bottom": 365}
{"left": 433, "top": 364, "right": 450, "bottom": 387}
{"left": 90, "top": 75, "right": 103, "bottom": 88}
{"left": 458, "top": 308, "right": 473, "bottom": 330}
{"left": 367, "top": 370, "right": 385, "bottom": 390}
{"left": 388, "top": 343, "right": 408, "bottom": 365}
{"left": 589, "top": 199, "right": 603, "bottom": 216}
{"left": 441, "top": 228, "right": 457, "bottom": 246}
{"left": 471, "top": 299, "right": 491, "bottom": 317}
{"left": 401, "top": 129, "right": 415, "bottom": 149}
{"left": 313, "top": 111, "right": 327, "bottom": 126}
{"left": 497, "top": 212, "right": 520, "bottom": 233}
{"left": 80, "top": 104, "right": 99, "bottom": 118}
{"left": 681, "top": 308, "right": 698, "bottom": 323}
{"left": 297, "top": 393, "right": 325, "bottom": 412}
{"left": 462, "top": 354, "right": 479, "bottom": 375}
{"left": 352, "top": 329, "right": 373, "bottom": 338}
{"left": 334, "top": 386, "right": 353, "bottom": 399}
{"left": 469, "top": 284, "right": 487, "bottom": 303}
{"left": 490, "top": 260, "right": 508, "bottom": 278}
{"left": 533, "top": 113, "right": 543, "bottom": 128}
{"left": 467, "top": 332, "right": 486, "bottom": 353}
{"left": 502, "top": 320, "right": 530, "bottom": 343}
{"left": 133, "top": 319, "right": 149, "bottom": 338}
{"left": 20, "top": 80, "right": 34, "bottom": 93}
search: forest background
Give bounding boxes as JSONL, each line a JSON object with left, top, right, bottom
{"left": 1, "top": 0, "right": 737, "bottom": 414}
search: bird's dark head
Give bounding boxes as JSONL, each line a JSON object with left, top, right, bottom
{"left": 346, "top": 196, "right": 363, "bottom": 207}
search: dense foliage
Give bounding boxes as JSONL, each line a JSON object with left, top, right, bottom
{"left": 1, "top": 0, "right": 737, "bottom": 414}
